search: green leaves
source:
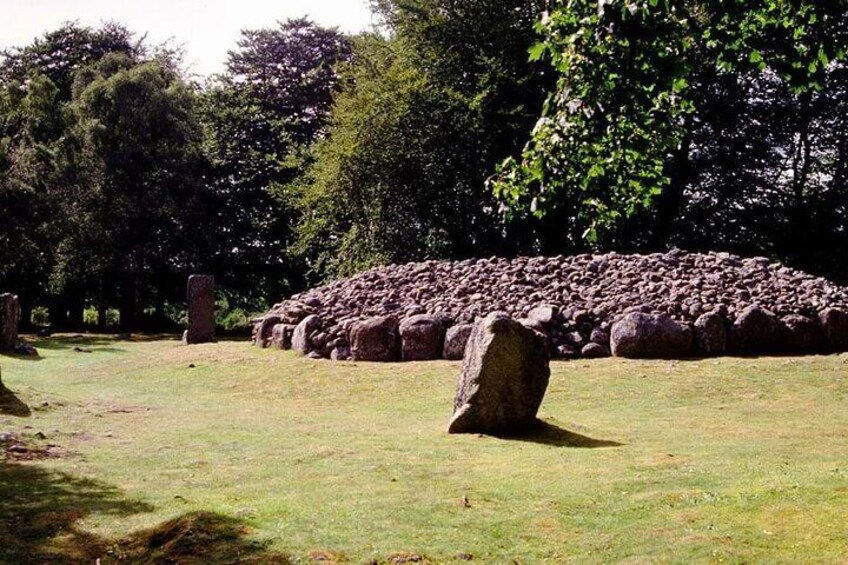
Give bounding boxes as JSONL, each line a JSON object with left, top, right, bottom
{"left": 493, "top": 0, "right": 848, "bottom": 243}
{"left": 491, "top": 0, "right": 692, "bottom": 237}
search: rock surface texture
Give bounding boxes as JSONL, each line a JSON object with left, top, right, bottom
{"left": 611, "top": 313, "right": 693, "bottom": 359}
{"left": 253, "top": 251, "right": 848, "bottom": 360}
{"left": 448, "top": 313, "right": 550, "bottom": 435}
{"left": 0, "top": 294, "right": 20, "bottom": 352}
{"left": 184, "top": 275, "right": 216, "bottom": 345}
{"left": 350, "top": 317, "right": 400, "bottom": 362}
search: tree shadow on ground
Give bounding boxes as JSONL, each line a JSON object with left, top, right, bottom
{"left": 0, "top": 459, "right": 292, "bottom": 564}
{"left": 0, "top": 385, "right": 31, "bottom": 417}
{"left": 27, "top": 334, "right": 129, "bottom": 354}
{"left": 495, "top": 419, "right": 623, "bottom": 448}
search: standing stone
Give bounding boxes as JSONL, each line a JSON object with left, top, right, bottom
{"left": 399, "top": 315, "right": 445, "bottom": 361}
{"left": 448, "top": 313, "right": 550, "bottom": 435}
{"left": 0, "top": 294, "right": 21, "bottom": 352}
{"left": 443, "top": 324, "right": 474, "bottom": 360}
{"left": 184, "top": 276, "right": 215, "bottom": 345}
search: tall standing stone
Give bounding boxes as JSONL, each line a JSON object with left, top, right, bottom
{"left": 0, "top": 294, "right": 20, "bottom": 352}
{"left": 448, "top": 312, "right": 550, "bottom": 435}
{"left": 184, "top": 275, "right": 216, "bottom": 345}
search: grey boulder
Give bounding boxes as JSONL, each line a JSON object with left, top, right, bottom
{"left": 443, "top": 324, "right": 474, "bottom": 360}
{"left": 350, "top": 316, "right": 400, "bottom": 362}
{"left": 694, "top": 312, "right": 727, "bottom": 356}
{"left": 610, "top": 312, "right": 693, "bottom": 359}
{"left": 399, "top": 315, "right": 445, "bottom": 361}
{"left": 448, "top": 313, "right": 550, "bottom": 435}
{"left": 292, "top": 314, "right": 322, "bottom": 354}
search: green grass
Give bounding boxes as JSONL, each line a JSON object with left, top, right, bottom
{"left": 2, "top": 336, "right": 848, "bottom": 564}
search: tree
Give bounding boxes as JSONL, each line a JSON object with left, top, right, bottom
{"left": 0, "top": 75, "right": 67, "bottom": 324}
{"left": 0, "top": 22, "right": 191, "bottom": 328}
{"left": 494, "top": 0, "right": 848, "bottom": 248}
{"left": 66, "top": 54, "right": 207, "bottom": 330}
{"left": 295, "top": 0, "right": 553, "bottom": 280}
{"left": 200, "top": 18, "right": 352, "bottom": 305}
{"left": 0, "top": 21, "right": 142, "bottom": 100}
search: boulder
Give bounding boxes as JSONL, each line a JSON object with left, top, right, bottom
{"left": 330, "top": 346, "right": 351, "bottom": 361}
{"left": 443, "top": 324, "right": 474, "bottom": 360}
{"left": 730, "top": 305, "right": 782, "bottom": 354}
{"left": 184, "top": 275, "right": 216, "bottom": 345}
{"left": 448, "top": 313, "right": 550, "bottom": 435}
{"left": 350, "top": 316, "right": 400, "bottom": 362}
{"left": 253, "top": 315, "right": 282, "bottom": 348}
{"left": 581, "top": 342, "right": 611, "bottom": 359}
{"left": 399, "top": 315, "right": 445, "bottom": 361}
{"left": 0, "top": 294, "right": 20, "bottom": 352}
{"left": 589, "top": 327, "right": 610, "bottom": 345}
{"left": 527, "top": 305, "right": 559, "bottom": 326}
{"left": 292, "top": 315, "right": 322, "bottom": 354}
{"left": 555, "top": 344, "right": 579, "bottom": 360}
{"left": 270, "top": 323, "right": 296, "bottom": 350}
{"left": 781, "top": 315, "right": 825, "bottom": 353}
{"left": 819, "top": 308, "right": 848, "bottom": 352}
{"left": 694, "top": 312, "right": 727, "bottom": 356}
{"left": 610, "top": 313, "right": 693, "bottom": 359}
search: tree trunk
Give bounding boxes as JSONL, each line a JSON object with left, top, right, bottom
{"left": 119, "top": 276, "right": 139, "bottom": 332}
{"left": 653, "top": 125, "right": 693, "bottom": 249}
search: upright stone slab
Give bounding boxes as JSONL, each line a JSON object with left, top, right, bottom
{"left": 184, "top": 275, "right": 215, "bottom": 344}
{"left": 448, "top": 312, "right": 550, "bottom": 435}
{"left": 0, "top": 294, "right": 20, "bottom": 352}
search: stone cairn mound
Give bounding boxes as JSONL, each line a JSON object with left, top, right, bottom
{"left": 252, "top": 250, "right": 848, "bottom": 360}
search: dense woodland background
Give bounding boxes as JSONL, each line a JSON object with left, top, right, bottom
{"left": 1, "top": 0, "right": 846, "bottom": 332}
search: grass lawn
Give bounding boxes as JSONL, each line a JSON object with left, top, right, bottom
{"left": 1, "top": 336, "right": 848, "bottom": 564}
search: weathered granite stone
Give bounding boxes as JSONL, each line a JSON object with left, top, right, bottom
{"left": 292, "top": 315, "right": 322, "bottom": 354}
{"left": 819, "top": 308, "right": 848, "bottom": 352}
{"left": 610, "top": 312, "right": 692, "bottom": 359}
{"left": 555, "top": 344, "right": 579, "bottom": 360}
{"left": 0, "top": 294, "right": 20, "bottom": 352}
{"left": 330, "top": 345, "right": 351, "bottom": 361}
{"left": 581, "top": 342, "right": 611, "bottom": 359}
{"left": 270, "top": 323, "right": 296, "bottom": 350}
{"left": 694, "top": 312, "right": 727, "bottom": 356}
{"left": 781, "top": 314, "right": 825, "bottom": 354}
{"left": 448, "top": 313, "right": 550, "bottom": 435}
{"left": 350, "top": 316, "right": 400, "bottom": 362}
{"left": 589, "top": 327, "right": 610, "bottom": 345}
{"left": 184, "top": 276, "right": 215, "bottom": 345}
{"left": 399, "top": 315, "right": 445, "bottom": 361}
{"left": 254, "top": 315, "right": 282, "bottom": 348}
{"left": 731, "top": 305, "right": 782, "bottom": 354}
{"left": 528, "top": 305, "right": 559, "bottom": 326}
{"left": 443, "top": 324, "right": 474, "bottom": 360}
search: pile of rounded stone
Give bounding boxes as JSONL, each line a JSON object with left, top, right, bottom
{"left": 252, "top": 250, "right": 848, "bottom": 361}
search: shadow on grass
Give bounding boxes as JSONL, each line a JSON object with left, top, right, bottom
{"left": 0, "top": 385, "right": 31, "bottom": 417}
{"left": 28, "top": 335, "right": 129, "bottom": 354}
{"left": 0, "top": 460, "right": 292, "bottom": 564}
{"left": 497, "top": 419, "right": 623, "bottom": 448}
